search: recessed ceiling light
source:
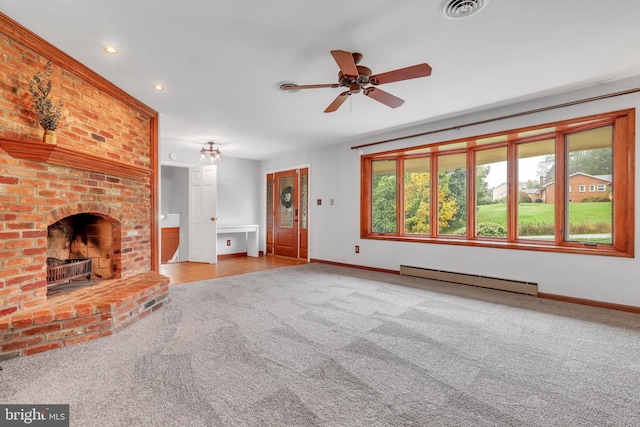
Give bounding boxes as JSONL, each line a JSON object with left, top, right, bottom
{"left": 104, "top": 45, "right": 118, "bottom": 54}
{"left": 154, "top": 84, "right": 165, "bottom": 91}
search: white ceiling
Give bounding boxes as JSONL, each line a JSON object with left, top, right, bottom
{"left": 3, "top": 1, "right": 640, "bottom": 160}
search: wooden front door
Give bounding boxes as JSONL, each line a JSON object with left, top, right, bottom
{"left": 267, "top": 168, "right": 309, "bottom": 259}
{"left": 266, "top": 175, "right": 274, "bottom": 255}
{"left": 273, "top": 170, "right": 298, "bottom": 257}
{"left": 299, "top": 168, "right": 309, "bottom": 259}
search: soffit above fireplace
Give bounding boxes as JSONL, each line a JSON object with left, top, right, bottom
{"left": 0, "top": 137, "right": 150, "bottom": 179}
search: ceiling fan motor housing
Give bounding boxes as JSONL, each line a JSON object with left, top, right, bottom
{"left": 338, "top": 65, "right": 373, "bottom": 86}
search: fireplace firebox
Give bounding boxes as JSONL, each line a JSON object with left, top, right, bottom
{"left": 47, "top": 213, "right": 119, "bottom": 284}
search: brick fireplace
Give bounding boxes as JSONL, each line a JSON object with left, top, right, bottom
{"left": 0, "top": 14, "right": 168, "bottom": 359}
{"left": 47, "top": 212, "right": 120, "bottom": 283}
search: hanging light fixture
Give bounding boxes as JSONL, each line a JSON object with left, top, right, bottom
{"left": 200, "top": 141, "right": 222, "bottom": 164}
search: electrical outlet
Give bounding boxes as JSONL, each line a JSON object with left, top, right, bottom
{"left": 355, "top": 245, "right": 359, "bottom": 254}
{"left": 226, "top": 239, "right": 231, "bottom": 246}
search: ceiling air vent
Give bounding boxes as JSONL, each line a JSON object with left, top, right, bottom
{"left": 440, "top": 0, "right": 489, "bottom": 19}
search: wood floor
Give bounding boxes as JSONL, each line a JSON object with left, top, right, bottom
{"left": 160, "top": 255, "right": 308, "bottom": 285}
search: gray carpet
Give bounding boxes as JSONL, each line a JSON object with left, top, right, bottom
{"left": 1, "top": 263, "right": 639, "bottom": 426}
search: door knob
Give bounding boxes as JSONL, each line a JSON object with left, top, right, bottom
{"left": 210, "top": 217, "right": 217, "bottom": 221}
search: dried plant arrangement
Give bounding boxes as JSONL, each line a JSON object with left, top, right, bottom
{"left": 29, "top": 60, "right": 63, "bottom": 131}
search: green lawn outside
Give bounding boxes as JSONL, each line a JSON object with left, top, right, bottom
{"left": 477, "top": 202, "right": 612, "bottom": 228}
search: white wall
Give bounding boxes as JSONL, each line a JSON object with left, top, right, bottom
{"left": 216, "top": 156, "right": 261, "bottom": 255}
{"left": 261, "top": 77, "right": 640, "bottom": 307}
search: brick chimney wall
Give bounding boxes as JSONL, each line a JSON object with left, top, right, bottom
{"left": 0, "top": 16, "right": 158, "bottom": 318}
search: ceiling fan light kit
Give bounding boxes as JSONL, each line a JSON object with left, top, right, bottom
{"left": 279, "top": 50, "right": 432, "bottom": 113}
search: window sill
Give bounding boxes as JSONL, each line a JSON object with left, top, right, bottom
{"left": 362, "top": 234, "right": 633, "bottom": 258}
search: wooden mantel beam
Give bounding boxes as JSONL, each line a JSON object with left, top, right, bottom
{"left": 0, "top": 137, "right": 150, "bottom": 180}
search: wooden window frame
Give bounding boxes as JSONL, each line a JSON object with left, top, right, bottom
{"left": 361, "top": 109, "right": 635, "bottom": 257}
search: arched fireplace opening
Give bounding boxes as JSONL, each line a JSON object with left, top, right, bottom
{"left": 47, "top": 213, "right": 121, "bottom": 295}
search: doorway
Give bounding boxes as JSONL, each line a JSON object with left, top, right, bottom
{"left": 160, "top": 161, "right": 218, "bottom": 265}
{"left": 160, "top": 165, "right": 189, "bottom": 264}
{"left": 266, "top": 168, "right": 308, "bottom": 259}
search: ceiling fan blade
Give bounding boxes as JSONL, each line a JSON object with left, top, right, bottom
{"left": 363, "top": 87, "right": 405, "bottom": 108}
{"left": 324, "top": 91, "right": 350, "bottom": 113}
{"left": 280, "top": 83, "right": 340, "bottom": 90}
{"left": 369, "top": 63, "right": 432, "bottom": 85}
{"left": 331, "top": 50, "right": 359, "bottom": 78}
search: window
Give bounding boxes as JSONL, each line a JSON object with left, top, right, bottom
{"left": 361, "top": 109, "right": 634, "bottom": 257}
{"left": 517, "top": 139, "right": 554, "bottom": 241}
{"left": 371, "top": 159, "right": 397, "bottom": 234}
{"left": 438, "top": 153, "right": 466, "bottom": 236}
{"left": 476, "top": 147, "right": 507, "bottom": 238}
{"left": 404, "top": 157, "right": 431, "bottom": 234}
{"left": 566, "top": 126, "right": 612, "bottom": 244}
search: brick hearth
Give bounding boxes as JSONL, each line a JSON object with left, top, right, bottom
{"left": 0, "top": 272, "right": 169, "bottom": 359}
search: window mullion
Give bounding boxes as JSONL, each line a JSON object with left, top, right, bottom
{"left": 506, "top": 141, "right": 518, "bottom": 242}
{"left": 398, "top": 158, "right": 405, "bottom": 236}
{"left": 554, "top": 132, "right": 566, "bottom": 245}
{"left": 430, "top": 155, "right": 438, "bottom": 238}
{"left": 467, "top": 151, "right": 476, "bottom": 238}
{"left": 362, "top": 158, "right": 372, "bottom": 236}
{"left": 612, "top": 115, "right": 631, "bottom": 254}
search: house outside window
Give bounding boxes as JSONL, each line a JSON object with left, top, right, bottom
{"left": 579, "top": 185, "right": 586, "bottom": 192}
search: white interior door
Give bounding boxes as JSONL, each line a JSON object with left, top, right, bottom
{"left": 189, "top": 164, "right": 217, "bottom": 263}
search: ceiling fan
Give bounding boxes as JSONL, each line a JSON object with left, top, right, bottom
{"left": 279, "top": 50, "right": 432, "bottom": 113}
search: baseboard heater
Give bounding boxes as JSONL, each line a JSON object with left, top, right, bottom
{"left": 399, "top": 265, "right": 538, "bottom": 296}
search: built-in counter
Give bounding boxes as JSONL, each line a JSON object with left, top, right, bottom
{"left": 217, "top": 224, "right": 259, "bottom": 257}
